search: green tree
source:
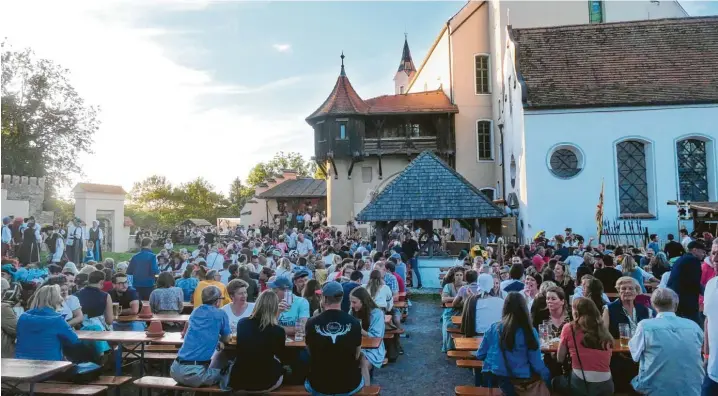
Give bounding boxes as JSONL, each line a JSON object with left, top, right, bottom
{"left": 228, "top": 177, "right": 254, "bottom": 215}
{"left": 45, "top": 197, "right": 75, "bottom": 225}
{"left": 246, "top": 151, "right": 314, "bottom": 186}
{"left": 176, "top": 177, "right": 230, "bottom": 223}
{"left": 129, "top": 175, "right": 181, "bottom": 227}
{"left": 1, "top": 43, "right": 99, "bottom": 199}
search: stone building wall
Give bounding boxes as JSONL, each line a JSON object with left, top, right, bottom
{"left": 1, "top": 175, "right": 51, "bottom": 222}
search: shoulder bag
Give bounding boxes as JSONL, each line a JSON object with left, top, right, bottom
{"left": 499, "top": 334, "right": 551, "bottom": 396}
{"left": 569, "top": 324, "right": 590, "bottom": 395}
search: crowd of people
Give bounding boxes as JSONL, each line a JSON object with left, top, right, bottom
{"left": 0, "top": 219, "right": 421, "bottom": 395}
{"left": 441, "top": 228, "right": 716, "bottom": 396}
{"left": 3, "top": 214, "right": 717, "bottom": 395}
{"left": 1, "top": 216, "right": 105, "bottom": 266}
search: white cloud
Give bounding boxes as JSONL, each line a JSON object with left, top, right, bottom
{"left": 272, "top": 43, "right": 292, "bottom": 53}
{"left": 0, "top": 0, "right": 313, "bottom": 196}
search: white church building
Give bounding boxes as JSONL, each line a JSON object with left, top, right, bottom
{"left": 500, "top": 16, "right": 718, "bottom": 241}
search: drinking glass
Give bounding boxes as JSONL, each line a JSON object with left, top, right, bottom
{"left": 618, "top": 323, "right": 631, "bottom": 347}
{"left": 538, "top": 324, "right": 549, "bottom": 345}
{"left": 294, "top": 317, "right": 307, "bottom": 342}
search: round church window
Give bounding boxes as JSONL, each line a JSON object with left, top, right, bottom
{"left": 548, "top": 145, "right": 583, "bottom": 179}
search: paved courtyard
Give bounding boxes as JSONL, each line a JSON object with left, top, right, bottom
{"left": 373, "top": 296, "right": 473, "bottom": 396}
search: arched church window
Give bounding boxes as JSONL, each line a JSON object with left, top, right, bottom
{"left": 616, "top": 140, "right": 649, "bottom": 215}
{"left": 676, "top": 138, "right": 709, "bottom": 201}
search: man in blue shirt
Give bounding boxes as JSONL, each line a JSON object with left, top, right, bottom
{"left": 170, "top": 286, "right": 231, "bottom": 388}
{"left": 127, "top": 237, "right": 159, "bottom": 300}
{"left": 647, "top": 234, "right": 661, "bottom": 254}
{"left": 629, "top": 288, "right": 704, "bottom": 395}
{"left": 272, "top": 276, "right": 310, "bottom": 336}
{"left": 667, "top": 240, "right": 706, "bottom": 326}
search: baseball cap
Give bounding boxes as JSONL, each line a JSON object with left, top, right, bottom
{"left": 293, "top": 270, "right": 310, "bottom": 280}
{"left": 321, "top": 281, "right": 344, "bottom": 298}
{"left": 268, "top": 276, "right": 292, "bottom": 290}
{"left": 687, "top": 240, "right": 707, "bottom": 251}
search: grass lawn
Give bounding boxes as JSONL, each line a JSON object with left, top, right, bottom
{"left": 41, "top": 244, "right": 198, "bottom": 264}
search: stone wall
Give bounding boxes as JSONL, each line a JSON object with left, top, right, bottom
{"left": 1, "top": 175, "right": 47, "bottom": 220}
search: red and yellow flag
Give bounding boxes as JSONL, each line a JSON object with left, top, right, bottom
{"left": 596, "top": 178, "right": 604, "bottom": 236}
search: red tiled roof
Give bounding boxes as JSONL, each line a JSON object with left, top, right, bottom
{"left": 513, "top": 17, "right": 718, "bottom": 109}
{"left": 364, "top": 90, "right": 458, "bottom": 114}
{"left": 306, "top": 72, "right": 368, "bottom": 121}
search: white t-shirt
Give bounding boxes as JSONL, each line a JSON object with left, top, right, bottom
{"left": 475, "top": 296, "right": 504, "bottom": 334}
{"left": 323, "top": 254, "right": 336, "bottom": 266}
{"left": 360, "top": 270, "right": 371, "bottom": 285}
{"left": 221, "top": 303, "right": 255, "bottom": 334}
{"left": 366, "top": 284, "right": 393, "bottom": 310}
{"left": 704, "top": 276, "right": 718, "bottom": 382}
{"left": 58, "top": 295, "right": 81, "bottom": 322}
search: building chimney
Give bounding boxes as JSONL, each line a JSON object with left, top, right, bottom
{"left": 282, "top": 169, "right": 298, "bottom": 180}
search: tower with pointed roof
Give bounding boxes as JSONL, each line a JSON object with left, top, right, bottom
{"left": 394, "top": 34, "right": 416, "bottom": 95}
{"left": 307, "top": 52, "right": 457, "bottom": 230}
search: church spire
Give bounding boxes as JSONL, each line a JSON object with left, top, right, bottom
{"left": 397, "top": 35, "right": 416, "bottom": 74}
{"left": 340, "top": 51, "right": 346, "bottom": 76}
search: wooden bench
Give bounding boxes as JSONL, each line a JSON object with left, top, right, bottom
{"left": 134, "top": 377, "right": 381, "bottom": 395}
{"left": 447, "top": 350, "right": 475, "bottom": 359}
{"left": 123, "top": 352, "right": 178, "bottom": 361}
{"left": 454, "top": 385, "right": 498, "bottom": 396}
{"left": 456, "top": 360, "right": 483, "bottom": 369}
{"left": 134, "top": 376, "right": 226, "bottom": 393}
{"left": 48, "top": 376, "right": 133, "bottom": 387}
{"left": 145, "top": 344, "right": 179, "bottom": 352}
{"left": 271, "top": 385, "right": 381, "bottom": 395}
{"left": 11, "top": 383, "right": 108, "bottom": 395}
{"left": 448, "top": 326, "right": 462, "bottom": 334}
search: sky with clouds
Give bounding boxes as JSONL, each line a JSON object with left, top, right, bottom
{"left": 2, "top": 0, "right": 717, "bottom": 197}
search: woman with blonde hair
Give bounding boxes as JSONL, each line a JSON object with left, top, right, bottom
{"left": 275, "top": 257, "right": 293, "bottom": 279}
{"left": 602, "top": 276, "right": 650, "bottom": 338}
{"left": 16, "top": 285, "right": 85, "bottom": 361}
{"left": 229, "top": 290, "right": 286, "bottom": 392}
{"left": 365, "top": 270, "right": 393, "bottom": 311}
{"left": 603, "top": 276, "right": 651, "bottom": 393}
{"left": 619, "top": 255, "right": 656, "bottom": 294}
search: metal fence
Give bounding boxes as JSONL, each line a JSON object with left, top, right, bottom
{"left": 599, "top": 219, "right": 649, "bottom": 247}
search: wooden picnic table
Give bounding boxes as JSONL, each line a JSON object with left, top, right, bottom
{"left": 77, "top": 330, "right": 382, "bottom": 350}
{"left": 452, "top": 316, "right": 461, "bottom": 325}
{"left": 1, "top": 358, "right": 73, "bottom": 396}
{"left": 141, "top": 301, "right": 193, "bottom": 311}
{"left": 115, "top": 314, "right": 190, "bottom": 323}
{"left": 453, "top": 337, "right": 631, "bottom": 354}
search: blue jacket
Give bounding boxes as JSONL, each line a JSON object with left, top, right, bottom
{"left": 15, "top": 307, "right": 81, "bottom": 361}
{"left": 476, "top": 322, "right": 550, "bottom": 384}
{"left": 667, "top": 253, "right": 703, "bottom": 320}
{"left": 127, "top": 248, "right": 159, "bottom": 287}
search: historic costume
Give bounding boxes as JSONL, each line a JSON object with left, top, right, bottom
{"left": 18, "top": 223, "right": 40, "bottom": 265}
{"left": 70, "top": 222, "right": 85, "bottom": 265}
{"left": 46, "top": 230, "right": 65, "bottom": 264}
{"left": 89, "top": 221, "right": 103, "bottom": 262}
